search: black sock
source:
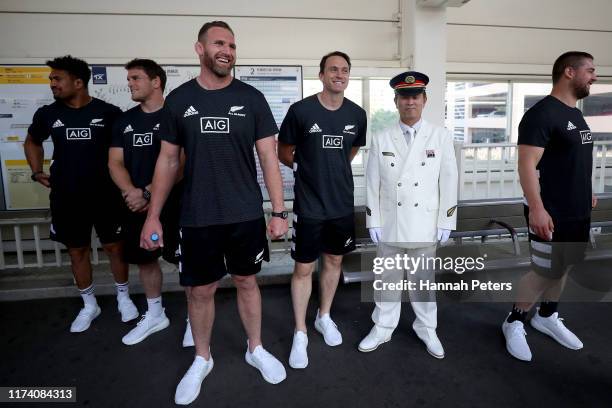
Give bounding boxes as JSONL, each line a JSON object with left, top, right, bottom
{"left": 507, "top": 305, "right": 528, "bottom": 323}
{"left": 539, "top": 301, "right": 558, "bottom": 317}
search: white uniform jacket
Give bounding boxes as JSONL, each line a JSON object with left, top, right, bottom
{"left": 366, "top": 120, "right": 458, "bottom": 245}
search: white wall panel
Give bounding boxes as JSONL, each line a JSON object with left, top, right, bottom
{"left": 447, "top": 24, "right": 612, "bottom": 76}
{"left": 0, "top": 14, "right": 399, "bottom": 63}
{"left": 448, "top": 0, "right": 612, "bottom": 31}
{"left": 0, "top": 0, "right": 399, "bottom": 21}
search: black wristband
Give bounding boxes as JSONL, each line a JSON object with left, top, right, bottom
{"left": 31, "top": 171, "right": 43, "bottom": 181}
{"left": 142, "top": 189, "right": 151, "bottom": 201}
{"left": 271, "top": 211, "right": 288, "bottom": 219}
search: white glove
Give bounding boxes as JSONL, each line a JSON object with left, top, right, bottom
{"left": 437, "top": 228, "right": 451, "bottom": 243}
{"left": 369, "top": 227, "right": 382, "bottom": 243}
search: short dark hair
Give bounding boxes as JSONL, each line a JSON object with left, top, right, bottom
{"left": 124, "top": 58, "right": 167, "bottom": 91}
{"left": 319, "top": 51, "right": 351, "bottom": 74}
{"left": 46, "top": 55, "right": 91, "bottom": 87}
{"left": 198, "top": 20, "right": 234, "bottom": 41}
{"left": 552, "top": 51, "right": 594, "bottom": 84}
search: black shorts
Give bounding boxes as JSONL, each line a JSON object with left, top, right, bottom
{"left": 121, "top": 183, "right": 183, "bottom": 265}
{"left": 122, "top": 212, "right": 160, "bottom": 265}
{"left": 524, "top": 205, "right": 590, "bottom": 279}
{"left": 291, "top": 213, "right": 356, "bottom": 263}
{"left": 178, "top": 217, "right": 269, "bottom": 287}
{"left": 49, "top": 189, "right": 123, "bottom": 248}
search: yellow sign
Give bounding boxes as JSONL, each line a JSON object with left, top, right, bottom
{"left": 4, "top": 159, "right": 51, "bottom": 209}
{"left": 0, "top": 67, "right": 51, "bottom": 84}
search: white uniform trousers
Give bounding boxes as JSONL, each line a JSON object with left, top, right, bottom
{"left": 371, "top": 243, "right": 437, "bottom": 332}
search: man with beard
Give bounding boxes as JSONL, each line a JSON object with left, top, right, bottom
{"left": 140, "top": 21, "right": 289, "bottom": 405}
{"left": 24, "top": 55, "right": 138, "bottom": 332}
{"left": 502, "top": 51, "right": 598, "bottom": 361}
{"left": 278, "top": 51, "right": 367, "bottom": 369}
{"left": 109, "top": 58, "right": 192, "bottom": 346}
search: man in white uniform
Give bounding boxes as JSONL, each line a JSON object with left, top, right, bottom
{"left": 359, "top": 71, "right": 458, "bottom": 359}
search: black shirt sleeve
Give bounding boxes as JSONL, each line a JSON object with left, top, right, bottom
{"left": 353, "top": 109, "right": 367, "bottom": 147}
{"left": 252, "top": 91, "right": 279, "bottom": 141}
{"left": 107, "top": 105, "right": 123, "bottom": 123}
{"left": 278, "top": 105, "right": 300, "bottom": 145}
{"left": 518, "top": 108, "right": 551, "bottom": 148}
{"left": 159, "top": 104, "right": 182, "bottom": 146}
{"left": 27, "top": 107, "right": 50, "bottom": 144}
{"left": 110, "top": 116, "right": 124, "bottom": 148}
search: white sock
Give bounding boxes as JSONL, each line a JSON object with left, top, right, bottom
{"left": 79, "top": 284, "right": 97, "bottom": 309}
{"left": 147, "top": 296, "right": 163, "bottom": 317}
{"left": 115, "top": 281, "right": 129, "bottom": 300}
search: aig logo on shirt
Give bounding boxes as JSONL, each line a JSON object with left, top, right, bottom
{"left": 66, "top": 128, "right": 91, "bottom": 140}
{"left": 580, "top": 130, "right": 593, "bottom": 144}
{"left": 133, "top": 132, "right": 153, "bottom": 147}
{"left": 322, "top": 134, "right": 343, "bottom": 149}
{"left": 201, "top": 117, "right": 230, "bottom": 134}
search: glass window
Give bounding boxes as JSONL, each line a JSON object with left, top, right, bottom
{"left": 510, "top": 83, "right": 551, "bottom": 143}
{"left": 583, "top": 84, "right": 612, "bottom": 193}
{"left": 470, "top": 128, "right": 506, "bottom": 144}
{"left": 583, "top": 84, "right": 612, "bottom": 142}
{"left": 369, "top": 79, "right": 398, "bottom": 137}
{"left": 446, "top": 81, "right": 509, "bottom": 144}
{"left": 303, "top": 78, "right": 363, "bottom": 107}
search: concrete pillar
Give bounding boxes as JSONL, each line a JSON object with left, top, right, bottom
{"left": 399, "top": 0, "right": 447, "bottom": 127}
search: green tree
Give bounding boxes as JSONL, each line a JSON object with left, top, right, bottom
{"left": 370, "top": 109, "right": 399, "bottom": 134}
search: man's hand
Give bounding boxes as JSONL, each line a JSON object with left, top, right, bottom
{"left": 437, "top": 228, "right": 451, "bottom": 243}
{"left": 267, "top": 217, "right": 288, "bottom": 239}
{"left": 33, "top": 172, "right": 50, "bottom": 188}
{"left": 529, "top": 206, "right": 554, "bottom": 241}
{"left": 123, "top": 188, "right": 148, "bottom": 212}
{"left": 592, "top": 194, "right": 598, "bottom": 208}
{"left": 140, "top": 217, "right": 163, "bottom": 250}
{"left": 369, "top": 227, "right": 382, "bottom": 243}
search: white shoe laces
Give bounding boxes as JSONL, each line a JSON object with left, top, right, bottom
{"left": 319, "top": 316, "right": 337, "bottom": 332}
{"left": 253, "top": 347, "right": 275, "bottom": 365}
{"left": 509, "top": 322, "right": 527, "bottom": 338}
{"left": 184, "top": 358, "right": 208, "bottom": 380}
{"left": 135, "top": 313, "right": 148, "bottom": 326}
{"left": 293, "top": 333, "right": 307, "bottom": 347}
{"left": 75, "top": 309, "right": 90, "bottom": 320}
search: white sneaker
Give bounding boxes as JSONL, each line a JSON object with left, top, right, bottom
{"left": 245, "top": 342, "right": 287, "bottom": 384}
{"left": 530, "top": 311, "right": 583, "bottom": 350}
{"left": 117, "top": 297, "right": 139, "bottom": 322}
{"left": 314, "top": 310, "right": 342, "bottom": 346}
{"left": 289, "top": 331, "right": 308, "bottom": 369}
{"left": 182, "top": 318, "right": 194, "bottom": 348}
{"left": 70, "top": 305, "right": 101, "bottom": 333}
{"left": 175, "top": 355, "right": 214, "bottom": 405}
{"left": 502, "top": 315, "right": 532, "bottom": 361}
{"left": 121, "top": 310, "right": 170, "bottom": 346}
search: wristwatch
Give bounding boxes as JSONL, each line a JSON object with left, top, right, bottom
{"left": 31, "top": 171, "right": 43, "bottom": 181}
{"left": 142, "top": 189, "right": 151, "bottom": 201}
{"left": 271, "top": 211, "right": 288, "bottom": 219}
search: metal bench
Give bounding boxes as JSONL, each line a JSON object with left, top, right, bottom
{"left": 343, "top": 193, "right": 612, "bottom": 283}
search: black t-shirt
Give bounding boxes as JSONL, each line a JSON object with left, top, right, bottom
{"left": 160, "top": 78, "right": 278, "bottom": 227}
{"left": 111, "top": 105, "right": 163, "bottom": 189}
{"left": 28, "top": 98, "right": 122, "bottom": 195}
{"left": 278, "top": 95, "right": 367, "bottom": 219}
{"left": 518, "top": 95, "right": 593, "bottom": 220}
